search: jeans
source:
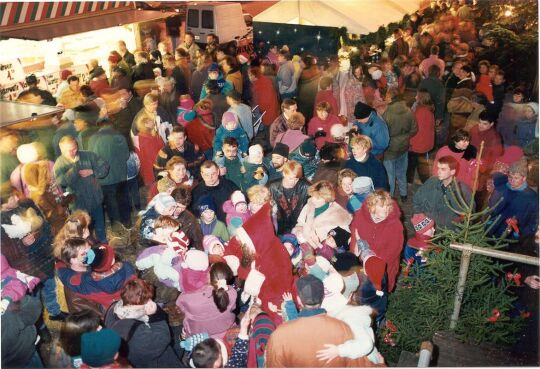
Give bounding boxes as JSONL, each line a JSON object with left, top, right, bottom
{"left": 102, "top": 181, "right": 131, "bottom": 226}
{"left": 127, "top": 176, "right": 141, "bottom": 211}
{"left": 383, "top": 151, "right": 408, "bottom": 197}
{"left": 41, "top": 276, "right": 61, "bottom": 316}
{"left": 89, "top": 204, "right": 107, "bottom": 243}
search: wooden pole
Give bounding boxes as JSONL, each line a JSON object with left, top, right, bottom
{"left": 449, "top": 243, "right": 540, "bottom": 266}
{"left": 450, "top": 249, "right": 472, "bottom": 330}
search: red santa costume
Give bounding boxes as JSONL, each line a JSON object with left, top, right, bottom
{"left": 223, "top": 202, "right": 293, "bottom": 324}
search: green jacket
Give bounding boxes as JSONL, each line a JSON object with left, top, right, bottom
{"left": 88, "top": 126, "right": 130, "bottom": 186}
{"left": 53, "top": 150, "right": 109, "bottom": 210}
{"left": 382, "top": 99, "right": 417, "bottom": 160}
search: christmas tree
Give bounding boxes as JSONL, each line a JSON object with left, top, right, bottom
{"left": 379, "top": 144, "right": 526, "bottom": 363}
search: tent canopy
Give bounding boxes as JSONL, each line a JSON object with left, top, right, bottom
{"left": 253, "top": 0, "right": 423, "bottom": 35}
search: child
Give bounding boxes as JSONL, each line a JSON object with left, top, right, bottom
{"left": 308, "top": 101, "right": 343, "bottom": 149}
{"left": 515, "top": 102, "right": 538, "bottom": 148}
{"left": 222, "top": 191, "right": 251, "bottom": 236}
{"left": 177, "top": 94, "right": 196, "bottom": 127}
{"left": 243, "top": 144, "right": 269, "bottom": 188}
{"left": 202, "top": 235, "right": 227, "bottom": 264}
{"left": 213, "top": 111, "right": 249, "bottom": 166}
{"left": 279, "top": 234, "right": 303, "bottom": 271}
{"left": 475, "top": 60, "right": 494, "bottom": 103}
{"left": 319, "top": 226, "right": 351, "bottom": 260}
{"left": 404, "top": 213, "right": 435, "bottom": 267}
{"left": 1, "top": 254, "right": 40, "bottom": 314}
{"left": 135, "top": 216, "right": 190, "bottom": 290}
{"left": 80, "top": 329, "right": 127, "bottom": 369}
{"left": 313, "top": 76, "right": 339, "bottom": 117}
{"left": 197, "top": 196, "right": 229, "bottom": 241}
{"left": 347, "top": 176, "right": 374, "bottom": 213}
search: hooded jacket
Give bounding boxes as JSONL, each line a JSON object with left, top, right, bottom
{"left": 382, "top": 99, "right": 417, "bottom": 160}
{"left": 200, "top": 72, "right": 234, "bottom": 100}
{"left": 353, "top": 112, "right": 390, "bottom": 156}
{"left": 350, "top": 200, "right": 403, "bottom": 292}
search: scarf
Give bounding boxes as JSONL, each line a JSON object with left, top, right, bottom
{"left": 298, "top": 308, "right": 326, "bottom": 318}
{"left": 200, "top": 217, "right": 217, "bottom": 235}
{"left": 506, "top": 181, "right": 528, "bottom": 192}
{"left": 314, "top": 203, "right": 330, "bottom": 218}
{"left": 407, "top": 233, "right": 432, "bottom": 250}
{"left": 449, "top": 141, "right": 477, "bottom": 161}
{"left": 113, "top": 300, "right": 151, "bottom": 325}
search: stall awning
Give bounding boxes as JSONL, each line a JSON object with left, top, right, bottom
{"left": 0, "top": 100, "right": 64, "bottom": 128}
{"left": 0, "top": 2, "right": 176, "bottom": 40}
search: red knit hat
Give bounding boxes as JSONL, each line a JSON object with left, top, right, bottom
{"left": 167, "top": 231, "right": 190, "bottom": 256}
{"left": 60, "top": 69, "right": 72, "bottom": 81}
{"left": 363, "top": 254, "right": 386, "bottom": 296}
{"left": 91, "top": 244, "right": 115, "bottom": 273}
{"left": 411, "top": 213, "right": 435, "bottom": 235}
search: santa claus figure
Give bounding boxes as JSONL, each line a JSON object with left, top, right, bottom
{"left": 223, "top": 202, "right": 293, "bottom": 324}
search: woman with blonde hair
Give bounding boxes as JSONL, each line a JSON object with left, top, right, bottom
{"left": 292, "top": 180, "right": 352, "bottom": 249}
{"left": 132, "top": 93, "right": 166, "bottom": 185}
{"left": 53, "top": 210, "right": 93, "bottom": 259}
{"left": 350, "top": 190, "right": 404, "bottom": 292}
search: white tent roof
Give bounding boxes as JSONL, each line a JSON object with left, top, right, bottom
{"left": 254, "top": 0, "right": 424, "bottom": 35}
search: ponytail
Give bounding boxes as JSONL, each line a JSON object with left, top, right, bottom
{"left": 209, "top": 262, "right": 234, "bottom": 313}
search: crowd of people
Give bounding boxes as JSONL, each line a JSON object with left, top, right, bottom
{"left": 1, "top": 0, "right": 539, "bottom": 367}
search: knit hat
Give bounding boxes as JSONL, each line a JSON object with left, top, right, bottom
{"left": 362, "top": 253, "right": 386, "bottom": 296}
{"left": 332, "top": 252, "right": 360, "bottom": 272}
{"left": 352, "top": 176, "right": 374, "bottom": 194}
{"left": 60, "top": 69, "right": 73, "bottom": 81}
{"left": 16, "top": 143, "right": 40, "bottom": 164}
{"left": 238, "top": 52, "right": 250, "bottom": 64}
{"left": 299, "top": 139, "right": 317, "bottom": 158}
{"left": 167, "top": 231, "right": 191, "bottom": 256}
{"left": 89, "top": 244, "right": 116, "bottom": 273}
{"left": 197, "top": 195, "right": 217, "bottom": 216}
{"left": 509, "top": 158, "right": 528, "bottom": 177}
{"left": 231, "top": 190, "right": 247, "bottom": 207}
{"left": 183, "top": 249, "right": 209, "bottom": 271}
{"left": 330, "top": 123, "right": 348, "bottom": 140}
{"left": 179, "top": 95, "right": 195, "bottom": 110}
{"left": 296, "top": 274, "right": 324, "bottom": 306}
{"left": 222, "top": 111, "right": 238, "bottom": 127}
{"left": 249, "top": 313, "right": 276, "bottom": 368}
{"left": 272, "top": 142, "right": 289, "bottom": 158}
{"left": 150, "top": 193, "right": 177, "bottom": 214}
{"left": 328, "top": 227, "right": 351, "bottom": 249}
{"left": 203, "top": 235, "right": 223, "bottom": 254}
{"left": 321, "top": 272, "right": 348, "bottom": 313}
{"left": 411, "top": 213, "right": 435, "bottom": 235}
{"left": 81, "top": 329, "right": 121, "bottom": 367}
{"left": 527, "top": 102, "right": 539, "bottom": 116}
{"left": 354, "top": 101, "right": 373, "bottom": 119}
{"left": 248, "top": 144, "right": 263, "bottom": 159}
{"left": 180, "top": 332, "right": 209, "bottom": 351}
{"left": 208, "top": 62, "right": 220, "bottom": 72}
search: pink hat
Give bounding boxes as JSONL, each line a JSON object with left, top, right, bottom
{"left": 222, "top": 111, "right": 238, "bottom": 127}
{"left": 179, "top": 95, "right": 195, "bottom": 110}
{"left": 231, "top": 191, "right": 246, "bottom": 207}
{"left": 203, "top": 235, "right": 222, "bottom": 253}
{"left": 183, "top": 249, "right": 209, "bottom": 271}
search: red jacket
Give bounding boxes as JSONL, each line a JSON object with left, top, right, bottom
{"left": 314, "top": 90, "right": 339, "bottom": 117}
{"left": 475, "top": 74, "right": 494, "bottom": 102}
{"left": 185, "top": 116, "right": 215, "bottom": 153}
{"left": 136, "top": 134, "right": 164, "bottom": 186}
{"left": 350, "top": 200, "right": 404, "bottom": 292}
{"left": 469, "top": 125, "right": 503, "bottom": 171}
{"left": 307, "top": 114, "right": 343, "bottom": 149}
{"left": 252, "top": 75, "right": 280, "bottom": 126}
{"left": 409, "top": 105, "right": 435, "bottom": 153}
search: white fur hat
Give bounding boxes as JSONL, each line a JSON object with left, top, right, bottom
{"left": 16, "top": 143, "right": 39, "bottom": 164}
{"left": 231, "top": 190, "right": 247, "bottom": 207}
{"left": 183, "top": 250, "right": 209, "bottom": 271}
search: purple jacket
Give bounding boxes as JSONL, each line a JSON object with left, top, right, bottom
{"left": 1, "top": 254, "right": 39, "bottom": 303}
{"left": 176, "top": 285, "right": 237, "bottom": 339}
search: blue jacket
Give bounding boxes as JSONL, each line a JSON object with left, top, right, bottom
{"left": 345, "top": 154, "right": 389, "bottom": 191}
{"left": 353, "top": 112, "right": 390, "bottom": 156}
{"left": 489, "top": 173, "right": 539, "bottom": 238}
{"left": 213, "top": 126, "right": 249, "bottom": 154}
{"left": 200, "top": 72, "right": 234, "bottom": 100}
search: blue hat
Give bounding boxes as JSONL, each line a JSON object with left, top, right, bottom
{"left": 81, "top": 329, "right": 121, "bottom": 367}
{"left": 208, "top": 62, "right": 220, "bottom": 72}
{"left": 197, "top": 195, "right": 217, "bottom": 216}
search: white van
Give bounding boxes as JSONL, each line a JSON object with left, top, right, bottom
{"left": 186, "top": 3, "right": 249, "bottom": 45}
